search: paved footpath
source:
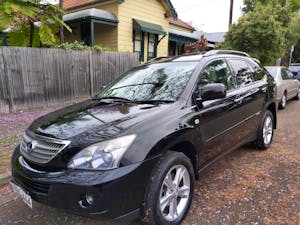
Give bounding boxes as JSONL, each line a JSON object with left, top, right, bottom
{"left": 0, "top": 100, "right": 299, "bottom": 225}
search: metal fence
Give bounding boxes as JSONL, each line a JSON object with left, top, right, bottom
{"left": 0, "top": 47, "right": 139, "bottom": 113}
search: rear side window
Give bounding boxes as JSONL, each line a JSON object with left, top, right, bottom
{"left": 197, "top": 59, "right": 234, "bottom": 92}
{"left": 281, "top": 69, "right": 289, "bottom": 80}
{"left": 229, "top": 59, "right": 254, "bottom": 86}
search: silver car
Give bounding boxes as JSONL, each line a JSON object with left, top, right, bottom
{"left": 265, "top": 66, "right": 300, "bottom": 109}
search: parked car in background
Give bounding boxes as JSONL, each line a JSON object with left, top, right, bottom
{"left": 288, "top": 63, "right": 300, "bottom": 81}
{"left": 265, "top": 66, "right": 300, "bottom": 109}
{"left": 11, "top": 50, "right": 277, "bottom": 225}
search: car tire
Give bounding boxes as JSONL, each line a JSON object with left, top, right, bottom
{"left": 293, "top": 88, "right": 300, "bottom": 100}
{"left": 254, "top": 110, "right": 274, "bottom": 150}
{"left": 141, "top": 151, "right": 195, "bottom": 225}
{"left": 279, "top": 92, "right": 287, "bottom": 109}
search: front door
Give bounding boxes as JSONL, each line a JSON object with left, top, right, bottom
{"left": 192, "top": 59, "right": 242, "bottom": 165}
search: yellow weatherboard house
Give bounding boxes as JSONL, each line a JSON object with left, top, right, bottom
{"left": 63, "top": 0, "right": 198, "bottom": 61}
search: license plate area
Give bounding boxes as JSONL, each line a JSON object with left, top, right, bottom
{"left": 10, "top": 182, "right": 33, "bottom": 209}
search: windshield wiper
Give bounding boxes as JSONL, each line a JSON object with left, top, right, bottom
{"left": 110, "top": 82, "right": 164, "bottom": 91}
{"left": 92, "top": 96, "right": 135, "bottom": 103}
{"left": 135, "top": 99, "right": 175, "bottom": 104}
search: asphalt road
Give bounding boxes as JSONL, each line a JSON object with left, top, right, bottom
{"left": 0, "top": 99, "right": 299, "bottom": 225}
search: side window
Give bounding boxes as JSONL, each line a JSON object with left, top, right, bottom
{"left": 229, "top": 59, "right": 254, "bottom": 86}
{"left": 248, "top": 60, "right": 266, "bottom": 81}
{"left": 133, "top": 30, "right": 144, "bottom": 62}
{"left": 147, "top": 33, "right": 157, "bottom": 60}
{"left": 281, "top": 69, "right": 289, "bottom": 80}
{"left": 196, "top": 60, "right": 234, "bottom": 94}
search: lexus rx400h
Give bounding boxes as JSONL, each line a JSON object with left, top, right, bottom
{"left": 11, "top": 50, "right": 277, "bottom": 225}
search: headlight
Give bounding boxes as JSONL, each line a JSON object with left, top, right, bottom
{"left": 68, "top": 135, "right": 136, "bottom": 170}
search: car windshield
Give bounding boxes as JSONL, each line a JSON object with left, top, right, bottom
{"left": 95, "top": 62, "right": 198, "bottom": 102}
{"left": 288, "top": 65, "right": 300, "bottom": 73}
{"left": 266, "top": 67, "right": 278, "bottom": 79}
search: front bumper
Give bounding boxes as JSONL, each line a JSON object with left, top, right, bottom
{"left": 11, "top": 147, "right": 159, "bottom": 219}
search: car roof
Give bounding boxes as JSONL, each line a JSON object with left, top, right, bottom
{"left": 265, "top": 66, "right": 286, "bottom": 69}
{"left": 147, "top": 50, "right": 254, "bottom": 64}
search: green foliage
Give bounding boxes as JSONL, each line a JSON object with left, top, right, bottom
{"left": 285, "top": 16, "right": 300, "bottom": 63}
{"left": 7, "top": 26, "right": 40, "bottom": 47}
{"left": 0, "top": 0, "right": 71, "bottom": 46}
{"left": 243, "top": 0, "right": 300, "bottom": 13}
{"left": 219, "top": 4, "right": 286, "bottom": 65}
{"left": 53, "top": 41, "right": 110, "bottom": 51}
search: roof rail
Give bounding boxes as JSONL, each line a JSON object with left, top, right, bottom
{"left": 147, "top": 56, "right": 172, "bottom": 63}
{"left": 204, "top": 50, "right": 250, "bottom": 57}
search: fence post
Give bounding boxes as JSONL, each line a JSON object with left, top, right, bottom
{"left": 89, "top": 50, "right": 94, "bottom": 97}
{"left": 40, "top": 48, "right": 49, "bottom": 107}
{"left": 1, "top": 48, "right": 14, "bottom": 112}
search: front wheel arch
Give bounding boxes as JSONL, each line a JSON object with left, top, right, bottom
{"left": 266, "top": 102, "right": 277, "bottom": 129}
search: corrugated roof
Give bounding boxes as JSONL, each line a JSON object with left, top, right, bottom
{"left": 134, "top": 19, "right": 166, "bottom": 35}
{"left": 169, "top": 29, "right": 198, "bottom": 40}
{"left": 63, "top": 8, "right": 118, "bottom": 23}
{"left": 193, "top": 31, "right": 226, "bottom": 43}
{"left": 203, "top": 32, "right": 225, "bottom": 43}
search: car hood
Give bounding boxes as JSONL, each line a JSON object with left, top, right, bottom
{"left": 28, "top": 99, "right": 172, "bottom": 141}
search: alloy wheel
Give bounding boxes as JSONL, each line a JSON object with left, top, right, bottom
{"left": 263, "top": 115, "right": 273, "bottom": 145}
{"left": 281, "top": 94, "right": 286, "bottom": 108}
{"left": 159, "top": 165, "right": 191, "bottom": 222}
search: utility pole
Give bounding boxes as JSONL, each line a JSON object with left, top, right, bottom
{"left": 229, "top": 0, "right": 234, "bottom": 25}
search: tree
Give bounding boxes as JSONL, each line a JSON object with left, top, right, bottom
{"left": 285, "top": 16, "right": 300, "bottom": 63}
{"left": 242, "top": 0, "right": 300, "bottom": 13}
{"left": 0, "top": 0, "right": 71, "bottom": 47}
{"left": 184, "top": 35, "right": 208, "bottom": 53}
{"left": 219, "top": 4, "right": 286, "bottom": 65}
{"left": 59, "top": 0, "right": 64, "bottom": 44}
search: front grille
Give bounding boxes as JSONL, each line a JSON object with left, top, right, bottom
{"left": 20, "top": 131, "right": 70, "bottom": 164}
{"left": 13, "top": 171, "right": 50, "bottom": 194}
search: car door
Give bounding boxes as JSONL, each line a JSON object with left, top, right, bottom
{"left": 227, "top": 58, "right": 268, "bottom": 142}
{"left": 285, "top": 69, "right": 299, "bottom": 99}
{"left": 191, "top": 59, "right": 245, "bottom": 165}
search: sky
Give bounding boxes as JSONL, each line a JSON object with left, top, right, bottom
{"left": 171, "top": 0, "right": 244, "bottom": 32}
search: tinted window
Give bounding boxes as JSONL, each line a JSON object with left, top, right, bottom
{"left": 248, "top": 59, "right": 266, "bottom": 81}
{"left": 229, "top": 59, "right": 254, "bottom": 86}
{"left": 281, "top": 69, "right": 289, "bottom": 80}
{"left": 196, "top": 60, "right": 234, "bottom": 93}
{"left": 97, "top": 62, "right": 198, "bottom": 101}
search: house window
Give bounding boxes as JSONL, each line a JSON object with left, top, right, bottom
{"left": 133, "top": 30, "right": 144, "bottom": 61}
{"left": 147, "top": 33, "right": 157, "bottom": 60}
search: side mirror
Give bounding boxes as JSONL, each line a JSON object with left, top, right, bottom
{"left": 195, "top": 83, "right": 227, "bottom": 106}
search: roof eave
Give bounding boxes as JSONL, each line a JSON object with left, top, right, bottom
{"left": 164, "top": 0, "right": 178, "bottom": 18}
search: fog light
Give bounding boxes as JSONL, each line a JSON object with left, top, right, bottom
{"left": 79, "top": 194, "right": 94, "bottom": 208}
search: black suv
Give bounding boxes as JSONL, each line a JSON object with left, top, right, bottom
{"left": 11, "top": 50, "right": 277, "bottom": 225}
